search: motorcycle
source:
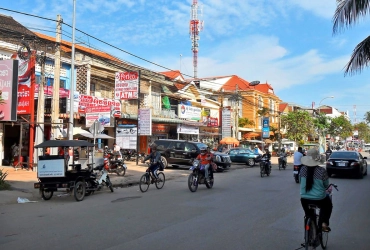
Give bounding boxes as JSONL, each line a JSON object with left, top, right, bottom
{"left": 278, "top": 153, "right": 287, "bottom": 170}
{"left": 137, "top": 152, "right": 146, "bottom": 162}
{"left": 293, "top": 165, "right": 301, "bottom": 183}
{"left": 259, "top": 156, "right": 271, "bottom": 177}
{"left": 85, "top": 164, "right": 114, "bottom": 196}
{"left": 104, "top": 151, "right": 127, "bottom": 176}
{"left": 188, "top": 159, "right": 214, "bottom": 192}
{"left": 122, "top": 149, "right": 137, "bottom": 161}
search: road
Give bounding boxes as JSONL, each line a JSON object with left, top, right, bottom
{"left": 1, "top": 162, "right": 370, "bottom": 250}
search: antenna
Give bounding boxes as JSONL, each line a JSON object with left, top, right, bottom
{"left": 189, "top": 0, "right": 203, "bottom": 79}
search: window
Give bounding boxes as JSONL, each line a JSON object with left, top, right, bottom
{"left": 152, "top": 92, "right": 161, "bottom": 112}
{"left": 185, "top": 143, "right": 197, "bottom": 152}
{"left": 258, "top": 96, "right": 263, "bottom": 109}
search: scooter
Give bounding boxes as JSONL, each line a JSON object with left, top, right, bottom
{"left": 293, "top": 165, "right": 301, "bottom": 183}
{"left": 105, "top": 152, "right": 127, "bottom": 176}
{"left": 259, "top": 156, "right": 271, "bottom": 177}
{"left": 278, "top": 153, "right": 287, "bottom": 170}
{"left": 85, "top": 164, "right": 114, "bottom": 196}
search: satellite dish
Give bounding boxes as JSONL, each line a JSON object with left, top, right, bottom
{"left": 249, "top": 81, "right": 260, "bottom": 86}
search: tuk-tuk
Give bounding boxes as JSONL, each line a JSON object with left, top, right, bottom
{"left": 33, "top": 140, "right": 113, "bottom": 202}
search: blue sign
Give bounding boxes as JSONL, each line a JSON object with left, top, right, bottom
{"left": 262, "top": 117, "right": 270, "bottom": 139}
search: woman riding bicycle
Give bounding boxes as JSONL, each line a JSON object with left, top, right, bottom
{"left": 300, "top": 148, "right": 333, "bottom": 232}
{"left": 141, "top": 144, "right": 161, "bottom": 181}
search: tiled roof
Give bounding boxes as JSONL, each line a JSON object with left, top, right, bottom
{"left": 279, "top": 103, "right": 288, "bottom": 112}
{"left": 221, "top": 75, "right": 255, "bottom": 91}
{"left": 34, "top": 32, "right": 120, "bottom": 62}
{"left": 160, "top": 70, "right": 183, "bottom": 80}
{"left": 255, "top": 82, "right": 274, "bottom": 94}
{"left": 0, "top": 14, "right": 36, "bottom": 38}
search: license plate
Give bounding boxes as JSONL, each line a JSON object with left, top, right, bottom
{"left": 293, "top": 171, "right": 298, "bottom": 174}
{"left": 338, "top": 162, "right": 346, "bottom": 167}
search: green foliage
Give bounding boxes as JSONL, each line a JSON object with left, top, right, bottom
{"left": 257, "top": 107, "right": 270, "bottom": 117}
{"left": 238, "top": 117, "right": 254, "bottom": 128}
{"left": 364, "top": 111, "right": 370, "bottom": 124}
{"left": 281, "top": 110, "right": 314, "bottom": 142}
{"left": 0, "top": 168, "right": 10, "bottom": 190}
{"left": 355, "top": 122, "right": 370, "bottom": 142}
{"left": 313, "top": 113, "right": 331, "bottom": 133}
{"left": 327, "top": 116, "right": 353, "bottom": 138}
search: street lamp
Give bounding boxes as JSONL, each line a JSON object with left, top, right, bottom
{"left": 317, "top": 96, "right": 334, "bottom": 153}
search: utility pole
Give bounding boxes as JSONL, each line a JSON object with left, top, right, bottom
{"left": 34, "top": 52, "right": 46, "bottom": 166}
{"left": 68, "top": 0, "right": 76, "bottom": 140}
{"left": 51, "top": 14, "right": 62, "bottom": 151}
{"left": 278, "top": 111, "right": 282, "bottom": 154}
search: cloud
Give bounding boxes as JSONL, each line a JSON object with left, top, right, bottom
{"left": 286, "top": 0, "right": 337, "bottom": 19}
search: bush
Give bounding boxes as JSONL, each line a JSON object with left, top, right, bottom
{"left": 0, "top": 168, "right": 10, "bottom": 190}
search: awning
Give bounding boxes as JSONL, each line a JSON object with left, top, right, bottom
{"left": 238, "top": 127, "right": 253, "bottom": 132}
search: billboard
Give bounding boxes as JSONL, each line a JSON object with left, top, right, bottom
{"left": 114, "top": 71, "right": 139, "bottom": 100}
{"left": 262, "top": 117, "right": 270, "bottom": 139}
{"left": 0, "top": 59, "right": 19, "bottom": 121}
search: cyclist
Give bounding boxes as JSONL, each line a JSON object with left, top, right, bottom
{"left": 196, "top": 147, "right": 213, "bottom": 183}
{"left": 300, "top": 148, "right": 333, "bottom": 232}
{"left": 141, "top": 144, "right": 161, "bottom": 182}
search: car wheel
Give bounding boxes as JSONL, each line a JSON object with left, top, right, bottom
{"left": 248, "top": 158, "right": 255, "bottom": 166}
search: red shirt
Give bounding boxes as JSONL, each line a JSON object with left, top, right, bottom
{"left": 196, "top": 153, "right": 213, "bottom": 165}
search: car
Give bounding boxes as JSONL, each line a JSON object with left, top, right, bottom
{"left": 326, "top": 151, "right": 368, "bottom": 178}
{"left": 226, "top": 147, "right": 261, "bottom": 166}
{"left": 153, "top": 139, "right": 231, "bottom": 171}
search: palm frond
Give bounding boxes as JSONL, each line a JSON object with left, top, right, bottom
{"left": 344, "top": 35, "right": 370, "bottom": 75}
{"left": 333, "top": 0, "right": 370, "bottom": 34}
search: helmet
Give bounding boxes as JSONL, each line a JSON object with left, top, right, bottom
{"left": 150, "top": 144, "right": 158, "bottom": 151}
{"left": 200, "top": 147, "right": 207, "bottom": 155}
{"left": 104, "top": 146, "right": 108, "bottom": 149}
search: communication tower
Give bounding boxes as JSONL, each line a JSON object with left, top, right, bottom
{"left": 190, "top": 0, "right": 204, "bottom": 79}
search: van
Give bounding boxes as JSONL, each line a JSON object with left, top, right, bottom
{"left": 363, "top": 143, "right": 370, "bottom": 152}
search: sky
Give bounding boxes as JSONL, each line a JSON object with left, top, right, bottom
{"left": 1, "top": 0, "right": 370, "bottom": 123}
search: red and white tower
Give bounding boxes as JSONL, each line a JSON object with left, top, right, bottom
{"left": 190, "top": 0, "right": 203, "bottom": 79}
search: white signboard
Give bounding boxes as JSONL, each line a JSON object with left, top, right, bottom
{"left": 116, "top": 126, "right": 137, "bottom": 149}
{"left": 86, "top": 112, "right": 112, "bottom": 127}
{"left": 177, "top": 124, "right": 199, "bottom": 135}
{"left": 138, "top": 108, "right": 152, "bottom": 135}
{"left": 177, "top": 104, "right": 201, "bottom": 120}
{"left": 115, "top": 71, "right": 139, "bottom": 100}
{"left": 222, "top": 108, "right": 231, "bottom": 138}
{"left": 37, "top": 159, "right": 65, "bottom": 178}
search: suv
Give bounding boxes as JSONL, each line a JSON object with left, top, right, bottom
{"left": 153, "top": 139, "right": 231, "bottom": 171}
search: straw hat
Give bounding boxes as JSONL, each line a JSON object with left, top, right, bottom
{"left": 301, "top": 148, "right": 325, "bottom": 167}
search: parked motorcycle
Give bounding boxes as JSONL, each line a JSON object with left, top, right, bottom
{"left": 188, "top": 159, "right": 214, "bottom": 192}
{"left": 278, "top": 153, "right": 287, "bottom": 170}
{"left": 293, "top": 165, "right": 301, "bottom": 183}
{"left": 137, "top": 152, "right": 146, "bottom": 162}
{"left": 85, "top": 164, "right": 114, "bottom": 196}
{"left": 104, "top": 151, "right": 127, "bottom": 176}
{"left": 122, "top": 149, "right": 137, "bottom": 161}
{"left": 259, "top": 156, "right": 271, "bottom": 177}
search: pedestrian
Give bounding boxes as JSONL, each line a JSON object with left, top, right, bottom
{"left": 21, "top": 142, "right": 29, "bottom": 170}
{"left": 10, "top": 142, "right": 19, "bottom": 166}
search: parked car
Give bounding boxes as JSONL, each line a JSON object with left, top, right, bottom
{"left": 153, "top": 139, "right": 231, "bottom": 171}
{"left": 227, "top": 147, "right": 261, "bottom": 166}
{"left": 326, "top": 151, "right": 368, "bottom": 178}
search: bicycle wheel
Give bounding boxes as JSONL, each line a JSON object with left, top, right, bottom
{"left": 320, "top": 231, "right": 328, "bottom": 249}
{"left": 155, "top": 172, "right": 165, "bottom": 189}
{"left": 305, "top": 218, "right": 317, "bottom": 250}
{"left": 139, "top": 173, "right": 150, "bottom": 192}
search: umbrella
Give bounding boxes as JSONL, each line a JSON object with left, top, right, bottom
{"left": 265, "top": 139, "right": 273, "bottom": 144}
{"left": 73, "top": 127, "right": 90, "bottom": 135}
{"left": 220, "top": 137, "right": 240, "bottom": 145}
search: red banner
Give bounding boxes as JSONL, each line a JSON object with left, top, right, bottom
{"left": 16, "top": 54, "right": 35, "bottom": 115}
{"left": 35, "top": 84, "right": 70, "bottom": 98}
{"left": 78, "top": 94, "right": 120, "bottom": 113}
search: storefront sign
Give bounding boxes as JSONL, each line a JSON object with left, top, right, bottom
{"left": 114, "top": 71, "right": 139, "bottom": 100}
{"left": 177, "top": 104, "right": 201, "bottom": 120}
{"left": 138, "top": 108, "right": 152, "bottom": 136}
{"left": 262, "top": 117, "right": 270, "bottom": 139}
{"left": 86, "top": 112, "right": 112, "bottom": 127}
{"left": 116, "top": 125, "right": 137, "bottom": 149}
{"left": 0, "top": 59, "right": 19, "bottom": 121}
{"left": 177, "top": 124, "right": 199, "bottom": 135}
{"left": 78, "top": 94, "right": 120, "bottom": 113}
{"left": 35, "top": 84, "right": 70, "bottom": 98}
{"left": 152, "top": 124, "right": 170, "bottom": 134}
{"left": 202, "top": 116, "right": 219, "bottom": 127}
{"left": 222, "top": 108, "right": 231, "bottom": 138}
{"left": 37, "top": 159, "right": 65, "bottom": 177}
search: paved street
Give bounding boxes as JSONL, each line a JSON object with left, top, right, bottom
{"left": 1, "top": 156, "right": 370, "bottom": 250}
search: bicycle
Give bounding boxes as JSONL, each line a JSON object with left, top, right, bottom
{"left": 139, "top": 162, "right": 165, "bottom": 192}
{"left": 302, "top": 183, "right": 338, "bottom": 250}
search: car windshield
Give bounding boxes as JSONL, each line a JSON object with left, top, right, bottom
{"left": 195, "top": 143, "right": 208, "bottom": 149}
{"left": 330, "top": 151, "right": 358, "bottom": 159}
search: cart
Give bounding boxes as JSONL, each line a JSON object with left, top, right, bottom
{"left": 33, "top": 140, "right": 105, "bottom": 202}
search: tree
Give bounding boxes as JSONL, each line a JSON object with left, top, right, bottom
{"left": 238, "top": 117, "right": 254, "bottom": 128}
{"left": 327, "top": 116, "right": 353, "bottom": 138}
{"left": 364, "top": 111, "right": 370, "bottom": 124}
{"left": 333, "top": 0, "right": 370, "bottom": 75}
{"left": 257, "top": 107, "right": 270, "bottom": 117}
{"left": 281, "top": 110, "right": 314, "bottom": 142}
{"left": 355, "top": 122, "right": 370, "bottom": 142}
{"left": 313, "top": 112, "right": 331, "bottom": 135}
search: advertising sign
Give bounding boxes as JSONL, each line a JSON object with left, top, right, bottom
{"left": 222, "top": 108, "right": 231, "bottom": 138}
{"left": 15, "top": 54, "right": 36, "bottom": 114}
{"left": 86, "top": 112, "right": 111, "bottom": 127}
{"left": 78, "top": 94, "right": 120, "bottom": 113}
{"left": 262, "top": 117, "right": 270, "bottom": 139}
{"left": 177, "top": 104, "right": 201, "bottom": 120}
{"left": 0, "top": 59, "right": 19, "bottom": 121}
{"left": 138, "top": 108, "right": 152, "bottom": 136}
{"left": 177, "top": 124, "right": 199, "bottom": 135}
{"left": 116, "top": 125, "right": 137, "bottom": 149}
{"left": 35, "top": 84, "right": 70, "bottom": 98}
{"left": 37, "top": 159, "right": 65, "bottom": 178}
{"left": 115, "top": 71, "right": 139, "bottom": 100}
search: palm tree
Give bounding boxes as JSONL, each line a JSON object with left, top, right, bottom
{"left": 239, "top": 117, "right": 254, "bottom": 128}
{"left": 333, "top": 0, "right": 370, "bottom": 75}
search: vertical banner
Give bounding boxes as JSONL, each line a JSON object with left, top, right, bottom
{"left": 114, "top": 71, "right": 139, "bottom": 100}
{"left": 0, "top": 59, "right": 19, "bottom": 121}
{"left": 138, "top": 108, "right": 152, "bottom": 135}
{"left": 262, "top": 117, "right": 270, "bottom": 139}
{"left": 222, "top": 108, "right": 231, "bottom": 138}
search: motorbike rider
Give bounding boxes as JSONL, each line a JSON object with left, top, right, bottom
{"left": 300, "top": 148, "right": 333, "bottom": 232}
{"left": 325, "top": 146, "right": 333, "bottom": 161}
{"left": 113, "top": 143, "right": 122, "bottom": 157}
{"left": 262, "top": 148, "right": 272, "bottom": 169}
{"left": 278, "top": 148, "right": 287, "bottom": 166}
{"left": 195, "top": 147, "right": 213, "bottom": 183}
{"left": 141, "top": 144, "right": 161, "bottom": 181}
{"left": 293, "top": 147, "right": 304, "bottom": 174}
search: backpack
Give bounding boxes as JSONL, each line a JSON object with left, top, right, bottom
{"left": 158, "top": 157, "right": 165, "bottom": 171}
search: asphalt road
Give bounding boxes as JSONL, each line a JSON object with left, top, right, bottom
{"left": 1, "top": 162, "right": 369, "bottom": 250}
